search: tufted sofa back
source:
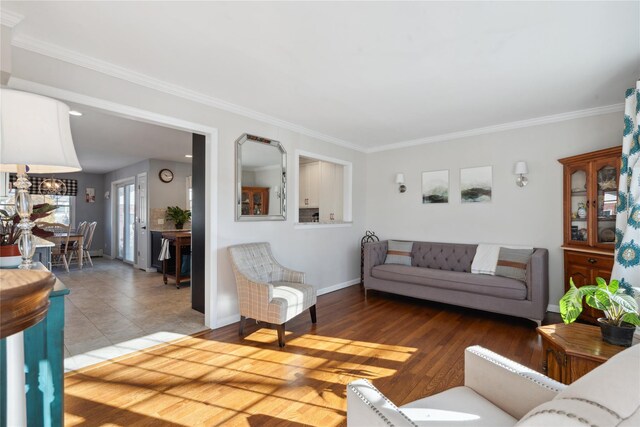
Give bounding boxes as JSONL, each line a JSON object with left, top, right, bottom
{"left": 411, "top": 242, "right": 478, "bottom": 273}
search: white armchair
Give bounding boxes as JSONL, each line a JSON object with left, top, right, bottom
{"left": 347, "top": 344, "right": 640, "bottom": 427}
{"left": 228, "top": 242, "right": 317, "bottom": 347}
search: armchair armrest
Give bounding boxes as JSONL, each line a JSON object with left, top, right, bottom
{"left": 272, "top": 264, "right": 305, "bottom": 283}
{"left": 347, "top": 379, "right": 417, "bottom": 427}
{"left": 526, "top": 249, "right": 549, "bottom": 321}
{"left": 364, "top": 241, "right": 388, "bottom": 286}
{"left": 464, "top": 346, "right": 564, "bottom": 419}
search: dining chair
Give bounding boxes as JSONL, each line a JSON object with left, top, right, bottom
{"left": 81, "top": 221, "right": 97, "bottom": 267}
{"left": 44, "top": 222, "right": 72, "bottom": 272}
{"left": 68, "top": 221, "right": 88, "bottom": 265}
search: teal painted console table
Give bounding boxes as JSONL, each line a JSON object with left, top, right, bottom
{"left": 1, "top": 272, "right": 69, "bottom": 427}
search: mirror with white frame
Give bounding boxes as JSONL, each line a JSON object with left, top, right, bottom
{"left": 235, "top": 133, "right": 287, "bottom": 221}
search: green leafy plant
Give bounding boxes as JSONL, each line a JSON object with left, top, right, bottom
{"left": 560, "top": 277, "right": 640, "bottom": 327}
{"left": 0, "top": 203, "right": 58, "bottom": 246}
{"left": 165, "top": 206, "right": 191, "bottom": 229}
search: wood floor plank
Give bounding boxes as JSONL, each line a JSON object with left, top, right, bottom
{"left": 64, "top": 285, "right": 548, "bottom": 426}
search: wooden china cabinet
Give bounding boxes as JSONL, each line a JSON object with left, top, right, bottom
{"left": 558, "top": 146, "right": 621, "bottom": 324}
{"left": 241, "top": 187, "right": 269, "bottom": 216}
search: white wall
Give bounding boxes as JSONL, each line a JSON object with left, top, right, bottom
{"left": 10, "top": 47, "right": 367, "bottom": 326}
{"left": 365, "top": 112, "right": 624, "bottom": 306}
{"left": 148, "top": 159, "right": 192, "bottom": 210}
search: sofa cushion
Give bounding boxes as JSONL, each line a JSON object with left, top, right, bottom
{"left": 412, "top": 242, "right": 477, "bottom": 272}
{"left": 401, "top": 386, "right": 517, "bottom": 427}
{"left": 385, "top": 240, "right": 413, "bottom": 266}
{"left": 371, "top": 264, "right": 527, "bottom": 300}
{"left": 495, "top": 248, "right": 533, "bottom": 282}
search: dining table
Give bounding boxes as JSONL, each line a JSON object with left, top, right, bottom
{"left": 49, "top": 232, "right": 84, "bottom": 269}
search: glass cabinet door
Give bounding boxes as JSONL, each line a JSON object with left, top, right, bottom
{"left": 241, "top": 190, "right": 250, "bottom": 215}
{"left": 253, "top": 192, "right": 263, "bottom": 215}
{"left": 569, "top": 167, "right": 589, "bottom": 244}
{"left": 594, "top": 160, "right": 619, "bottom": 248}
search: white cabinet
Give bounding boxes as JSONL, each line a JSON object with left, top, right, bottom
{"left": 299, "top": 162, "right": 319, "bottom": 208}
{"left": 319, "top": 161, "right": 344, "bottom": 222}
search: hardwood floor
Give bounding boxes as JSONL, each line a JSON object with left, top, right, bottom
{"left": 64, "top": 285, "right": 549, "bottom": 426}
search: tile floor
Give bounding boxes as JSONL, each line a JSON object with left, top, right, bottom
{"left": 53, "top": 258, "right": 207, "bottom": 359}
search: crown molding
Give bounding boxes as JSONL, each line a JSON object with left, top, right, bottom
{"left": 10, "top": 34, "right": 625, "bottom": 155}
{"left": 1, "top": 8, "right": 24, "bottom": 28}
{"left": 11, "top": 34, "right": 366, "bottom": 153}
{"left": 366, "top": 103, "right": 625, "bottom": 153}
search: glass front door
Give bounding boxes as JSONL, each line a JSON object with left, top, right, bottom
{"left": 116, "top": 181, "right": 136, "bottom": 263}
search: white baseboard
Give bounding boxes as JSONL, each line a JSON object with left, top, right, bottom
{"left": 89, "top": 249, "right": 103, "bottom": 257}
{"left": 214, "top": 278, "right": 361, "bottom": 329}
{"left": 216, "top": 314, "right": 241, "bottom": 329}
{"left": 317, "top": 278, "right": 360, "bottom": 296}
{"left": 103, "top": 254, "right": 114, "bottom": 260}
{"left": 547, "top": 304, "right": 560, "bottom": 313}
{"left": 144, "top": 267, "right": 158, "bottom": 273}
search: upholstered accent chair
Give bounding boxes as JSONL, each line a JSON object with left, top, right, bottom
{"left": 347, "top": 344, "right": 640, "bottom": 427}
{"left": 228, "top": 242, "right": 317, "bottom": 347}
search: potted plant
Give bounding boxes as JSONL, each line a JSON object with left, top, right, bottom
{"left": 0, "top": 203, "right": 58, "bottom": 268}
{"left": 560, "top": 277, "right": 640, "bottom": 347}
{"left": 166, "top": 206, "right": 191, "bottom": 230}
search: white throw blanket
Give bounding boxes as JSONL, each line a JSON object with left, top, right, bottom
{"left": 471, "top": 243, "right": 534, "bottom": 275}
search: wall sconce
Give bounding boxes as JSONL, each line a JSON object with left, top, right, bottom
{"left": 395, "top": 173, "right": 406, "bottom": 193}
{"left": 514, "top": 161, "right": 529, "bottom": 187}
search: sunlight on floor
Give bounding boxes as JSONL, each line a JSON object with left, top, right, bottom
{"left": 64, "top": 331, "right": 418, "bottom": 426}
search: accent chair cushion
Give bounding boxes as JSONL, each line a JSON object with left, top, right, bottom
{"left": 270, "top": 281, "right": 317, "bottom": 324}
{"left": 401, "top": 386, "right": 517, "bottom": 427}
{"left": 384, "top": 240, "right": 413, "bottom": 266}
{"left": 495, "top": 248, "right": 533, "bottom": 282}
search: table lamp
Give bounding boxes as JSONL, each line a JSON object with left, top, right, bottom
{"left": 0, "top": 88, "right": 82, "bottom": 269}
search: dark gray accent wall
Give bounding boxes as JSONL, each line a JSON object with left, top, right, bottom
{"left": 191, "top": 134, "right": 206, "bottom": 313}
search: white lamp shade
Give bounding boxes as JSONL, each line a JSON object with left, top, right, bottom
{"left": 514, "top": 161, "right": 528, "bottom": 175}
{"left": 395, "top": 173, "right": 405, "bottom": 184}
{"left": 0, "top": 89, "right": 81, "bottom": 173}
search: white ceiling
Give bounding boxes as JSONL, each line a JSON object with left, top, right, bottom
{"left": 3, "top": 1, "right": 639, "bottom": 151}
{"left": 65, "top": 102, "right": 192, "bottom": 174}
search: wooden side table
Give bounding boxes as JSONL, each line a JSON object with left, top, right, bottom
{"left": 162, "top": 231, "right": 191, "bottom": 289}
{"left": 537, "top": 323, "right": 637, "bottom": 384}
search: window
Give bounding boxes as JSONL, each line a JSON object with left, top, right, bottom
{"left": 186, "top": 176, "right": 193, "bottom": 211}
{"left": 0, "top": 191, "right": 75, "bottom": 225}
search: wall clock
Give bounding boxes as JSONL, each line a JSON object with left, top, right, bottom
{"left": 159, "top": 168, "right": 174, "bottom": 183}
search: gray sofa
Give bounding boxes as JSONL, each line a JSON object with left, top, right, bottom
{"left": 364, "top": 241, "right": 549, "bottom": 323}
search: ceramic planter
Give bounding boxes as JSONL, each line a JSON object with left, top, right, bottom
{"left": 0, "top": 244, "right": 22, "bottom": 268}
{"left": 598, "top": 318, "right": 636, "bottom": 347}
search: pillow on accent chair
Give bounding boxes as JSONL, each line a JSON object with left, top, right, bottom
{"left": 384, "top": 240, "right": 413, "bottom": 266}
{"left": 495, "top": 247, "right": 533, "bottom": 282}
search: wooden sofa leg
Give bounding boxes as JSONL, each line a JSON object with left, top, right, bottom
{"left": 239, "top": 316, "right": 246, "bottom": 336}
{"left": 276, "top": 323, "right": 285, "bottom": 347}
{"left": 309, "top": 305, "right": 317, "bottom": 324}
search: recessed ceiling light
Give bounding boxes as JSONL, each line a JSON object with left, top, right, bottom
{"left": 185, "top": 154, "right": 193, "bottom": 158}
{"left": 69, "top": 110, "right": 83, "bottom": 116}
